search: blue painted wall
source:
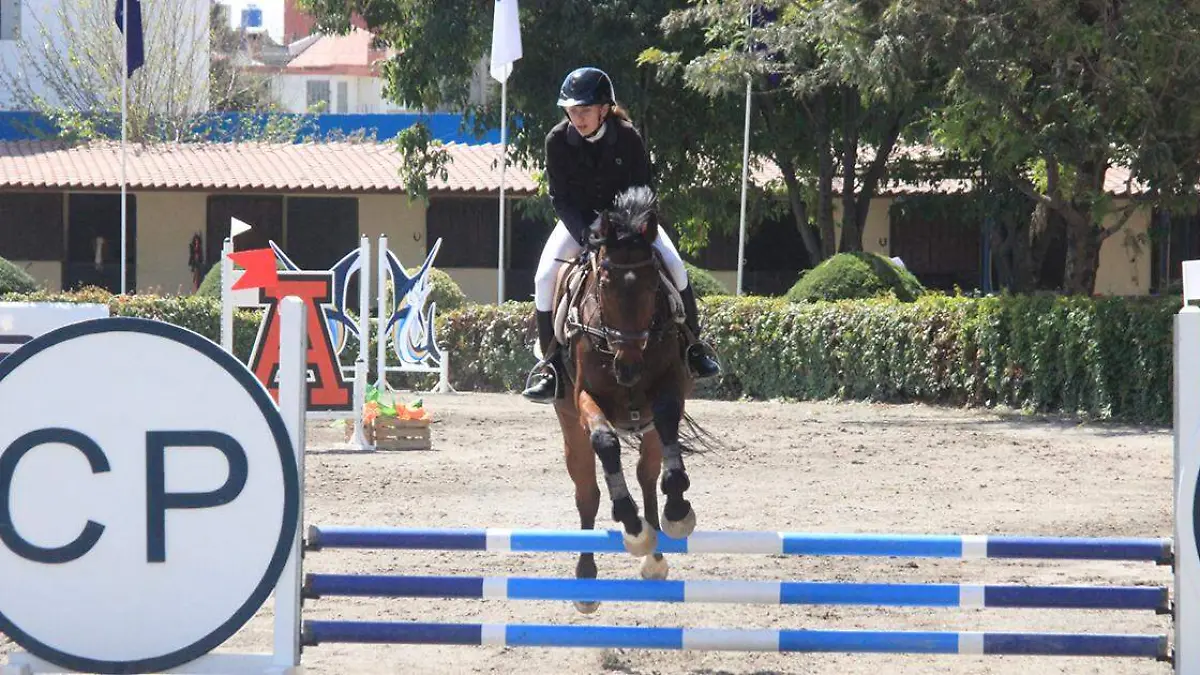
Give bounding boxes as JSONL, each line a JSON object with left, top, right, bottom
{"left": 0, "top": 111, "right": 505, "bottom": 144}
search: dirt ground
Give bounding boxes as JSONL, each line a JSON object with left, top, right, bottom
{"left": 3, "top": 393, "right": 1178, "bottom": 674}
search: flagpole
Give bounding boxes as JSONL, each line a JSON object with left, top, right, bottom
{"left": 120, "top": 0, "right": 129, "bottom": 295}
{"left": 497, "top": 78, "right": 507, "bottom": 305}
{"left": 736, "top": 7, "right": 753, "bottom": 297}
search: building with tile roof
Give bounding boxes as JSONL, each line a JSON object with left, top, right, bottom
{"left": 0, "top": 139, "right": 1170, "bottom": 301}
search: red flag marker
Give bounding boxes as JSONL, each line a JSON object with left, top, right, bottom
{"left": 228, "top": 248, "right": 278, "bottom": 290}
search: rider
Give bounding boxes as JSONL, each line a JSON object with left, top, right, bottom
{"left": 521, "top": 66, "right": 722, "bottom": 403}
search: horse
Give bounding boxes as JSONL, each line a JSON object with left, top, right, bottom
{"left": 550, "top": 186, "right": 711, "bottom": 613}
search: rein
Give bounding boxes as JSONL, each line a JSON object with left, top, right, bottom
{"left": 568, "top": 248, "right": 668, "bottom": 356}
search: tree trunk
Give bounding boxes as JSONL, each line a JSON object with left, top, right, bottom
{"left": 1027, "top": 200, "right": 1066, "bottom": 290}
{"left": 853, "top": 111, "right": 904, "bottom": 242}
{"left": 814, "top": 89, "right": 836, "bottom": 259}
{"left": 777, "top": 157, "right": 824, "bottom": 265}
{"left": 1062, "top": 204, "right": 1101, "bottom": 295}
{"left": 838, "top": 87, "right": 862, "bottom": 252}
{"left": 1058, "top": 159, "right": 1109, "bottom": 295}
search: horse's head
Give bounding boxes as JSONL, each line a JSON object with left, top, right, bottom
{"left": 589, "top": 186, "right": 662, "bottom": 386}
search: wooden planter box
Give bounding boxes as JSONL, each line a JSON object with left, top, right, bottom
{"left": 346, "top": 417, "right": 432, "bottom": 451}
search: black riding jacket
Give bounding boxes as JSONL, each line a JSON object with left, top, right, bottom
{"left": 545, "top": 115, "right": 653, "bottom": 246}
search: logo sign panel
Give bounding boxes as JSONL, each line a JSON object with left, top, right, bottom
{"left": 0, "top": 318, "right": 299, "bottom": 674}
{"left": 0, "top": 302, "right": 109, "bottom": 362}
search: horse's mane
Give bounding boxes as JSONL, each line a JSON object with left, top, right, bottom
{"left": 606, "top": 186, "right": 657, "bottom": 241}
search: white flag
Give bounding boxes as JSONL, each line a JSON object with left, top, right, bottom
{"left": 489, "top": 0, "right": 522, "bottom": 82}
{"left": 230, "top": 217, "right": 253, "bottom": 238}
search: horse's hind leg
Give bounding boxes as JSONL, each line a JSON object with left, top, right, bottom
{"left": 636, "top": 431, "right": 669, "bottom": 580}
{"left": 653, "top": 394, "right": 697, "bottom": 539}
{"left": 579, "top": 392, "right": 656, "bottom": 557}
{"left": 560, "top": 406, "right": 602, "bottom": 614}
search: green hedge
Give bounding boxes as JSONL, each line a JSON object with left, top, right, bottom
{"left": 425, "top": 294, "right": 1175, "bottom": 424}
{"left": 700, "top": 293, "right": 1174, "bottom": 424}
{"left": 787, "top": 251, "right": 926, "bottom": 302}
{"left": 0, "top": 256, "right": 38, "bottom": 294}
{"left": 1, "top": 289, "right": 1178, "bottom": 425}
{"left": 684, "top": 262, "right": 729, "bottom": 298}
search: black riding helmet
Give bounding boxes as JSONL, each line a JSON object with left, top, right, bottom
{"left": 557, "top": 67, "right": 616, "bottom": 107}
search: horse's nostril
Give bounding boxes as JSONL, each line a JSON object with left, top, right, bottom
{"left": 613, "top": 358, "right": 642, "bottom": 384}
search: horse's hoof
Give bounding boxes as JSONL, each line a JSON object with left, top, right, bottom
{"left": 662, "top": 506, "right": 697, "bottom": 539}
{"left": 574, "top": 600, "right": 600, "bottom": 614}
{"left": 622, "top": 517, "right": 657, "bottom": 556}
{"left": 640, "top": 554, "right": 669, "bottom": 580}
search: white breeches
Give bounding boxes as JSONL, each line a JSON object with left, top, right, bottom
{"left": 533, "top": 221, "right": 689, "bottom": 312}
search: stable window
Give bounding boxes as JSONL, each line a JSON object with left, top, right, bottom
{"left": 306, "top": 80, "right": 331, "bottom": 111}
{"left": 426, "top": 198, "right": 498, "bottom": 268}
{"left": 0, "top": 193, "right": 63, "bottom": 260}
{"left": 284, "top": 196, "right": 359, "bottom": 270}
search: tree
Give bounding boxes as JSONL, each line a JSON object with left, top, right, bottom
{"left": 931, "top": 0, "right": 1200, "bottom": 294}
{"left": 298, "top": 0, "right": 777, "bottom": 252}
{"left": 0, "top": 0, "right": 290, "bottom": 143}
{"left": 646, "top": 0, "right": 948, "bottom": 261}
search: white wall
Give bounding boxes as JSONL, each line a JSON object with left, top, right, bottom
{"left": 272, "top": 72, "right": 410, "bottom": 114}
{"left": 0, "top": 0, "right": 210, "bottom": 112}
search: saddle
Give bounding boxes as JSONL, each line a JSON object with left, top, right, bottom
{"left": 549, "top": 250, "right": 687, "bottom": 355}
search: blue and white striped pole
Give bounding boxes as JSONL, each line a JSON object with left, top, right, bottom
{"left": 303, "top": 574, "right": 1169, "bottom": 612}
{"left": 301, "top": 621, "right": 1168, "bottom": 659}
{"left": 305, "top": 526, "right": 1172, "bottom": 563}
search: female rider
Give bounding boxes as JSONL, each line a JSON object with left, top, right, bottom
{"left": 521, "top": 66, "right": 721, "bottom": 402}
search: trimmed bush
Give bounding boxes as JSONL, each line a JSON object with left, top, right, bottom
{"left": 787, "top": 251, "right": 925, "bottom": 302}
{"left": 5, "top": 289, "right": 1176, "bottom": 425}
{"left": 0, "top": 256, "right": 38, "bottom": 294}
{"left": 684, "top": 262, "right": 729, "bottom": 298}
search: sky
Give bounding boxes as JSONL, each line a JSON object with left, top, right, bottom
{"left": 219, "top": 0, "right": 286, "bottom": 43}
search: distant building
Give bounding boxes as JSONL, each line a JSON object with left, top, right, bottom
{"left": 0, "top": 0, "right": 210, "bottom": 111}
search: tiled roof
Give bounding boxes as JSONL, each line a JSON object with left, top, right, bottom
{"left": 0, "top": 140, "right": 538, "bottom": 195}
{"left": 0, "top": 139, "right": 1147, "bottom": 198}
{"left": 283, "top": 28, "right": 392, "bottom": 76}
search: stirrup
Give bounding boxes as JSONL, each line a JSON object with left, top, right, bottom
{"left": 686, "top": 342, "right": 722, "bottom": 379}
{"left": 522, "top": 354, "right": 563, "bottom": 402}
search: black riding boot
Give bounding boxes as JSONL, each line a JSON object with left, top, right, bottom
{"left": 521, "top": 310, "right": 560, "bottom": 403}
{"left": 680, "top": 285, "right": 722, "bottom": 379}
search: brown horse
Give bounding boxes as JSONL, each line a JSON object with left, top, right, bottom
{"left": 551, "top": 186, "right": 702, "bottom": 613}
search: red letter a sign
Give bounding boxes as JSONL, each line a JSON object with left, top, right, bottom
{"left": 248, "top": 272, "right": 352, "bottom": 410}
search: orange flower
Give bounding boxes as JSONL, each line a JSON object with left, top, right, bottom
{"left": 363, "top": 401, "right": 380, "bottom": 425}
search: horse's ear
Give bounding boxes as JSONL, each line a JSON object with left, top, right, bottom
{"left": 640, "top": 211, "right": 659, "bottom": 242}
{"left": 588, "top": 213, "right": 610, "bottom": 248}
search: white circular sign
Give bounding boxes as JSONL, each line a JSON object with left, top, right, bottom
{"left": 0, "top": 318, "right": 299, "bottom": 674}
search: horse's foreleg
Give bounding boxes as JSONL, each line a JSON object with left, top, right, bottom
{"left": 564, "top": 433, "right": 601, "bottom": 613}
{"left": 636, "top": 431, "right": 669, "bottom": 580}
{"left": 579, "top": 392, "right": 656, "bottom": 557}
{"left": 652, "top": 394, "right": 696, "bottom": 539}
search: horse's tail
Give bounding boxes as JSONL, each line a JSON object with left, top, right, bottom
{"left": 678, "top": 411, "right": 726, "bottom": 455}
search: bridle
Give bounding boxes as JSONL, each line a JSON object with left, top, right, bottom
{"left": 571, "top": 243, "right": 666, "bottom": 356}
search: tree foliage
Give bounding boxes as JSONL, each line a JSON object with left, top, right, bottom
{"left": 298, "top": 0, "right": 1200, "bottom": 295}
{"left": 929, "top": 0, "right": 1200, "bottom": 293}
{"left": 298, "top": 0, "right": 778, "bottom": 254}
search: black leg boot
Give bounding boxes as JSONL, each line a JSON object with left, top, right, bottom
{"left": 680, "top": 285, "right": 721, "bottom": 379}
{"left": 521, "top": 310, "right": 561, "bottom": 403}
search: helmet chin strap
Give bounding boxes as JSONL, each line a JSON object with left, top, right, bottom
{"left": 583, "top": 111, "right": 609, "bottom": 143}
